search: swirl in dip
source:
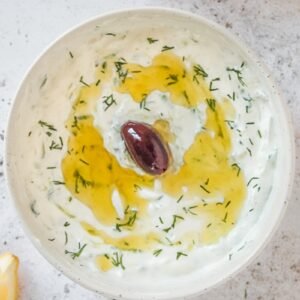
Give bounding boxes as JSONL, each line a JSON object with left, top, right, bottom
{"left": 24, "top": 23, "right": 278, "bottom": 284}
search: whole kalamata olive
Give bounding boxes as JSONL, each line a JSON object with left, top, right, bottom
{"left": 121, "top": 121, "right": 170, "bottom": 175}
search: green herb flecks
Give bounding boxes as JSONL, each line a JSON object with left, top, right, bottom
{"left": 139, "top": 94, "right": 150, "bottom": 111}
{"left": 176, "top": 251, "right": 188, "bottom": 260}
{"left": 69, "top": 51, "right": 74, "bottom": 59}
{"left": 115, "top": 209, "right": 137, "bottom": 232}
{"left": 226, "top": 63, "right": 246, "bottom": 86}
{"left": 193, "top": 64, "right": 208, "bottom": 83}
{"left": 183, "top": 205, "right": 198, "bottom": 216}
{"left": 38, "top": 120, "right": 57, "bottom": 132}
{"left": 177, "top": 195, "right": 184, "bottom": 203}
{"left": 163, "top": 215, "right": 184, "bottom": 233}
{"left": 49, "top": 137, "right": 63, "bottom": 150}
{"left": 40, "top": 76, "right": 47, "bottom": 89}
{"left": 53, "top": 180, "right": 65, "bottom": 185}
{"left": 200, "top": 184, "right": 210, "bottom": 194}
{"left": 247, "top": 177, "right": 259, "bottom": 187}
{"left": 65, "top": 242, "right": 87, "bottom": 260}
{"left": 161, "top": 45, "right": 174, "bottom": 52}
{"left": 102, "top": 94, "right": 117, "bottom": 111}
{"left": 209, "top": 77, "right": 220, "bottom": 91}
{"left": 206, "top": 98, "right": 216, "bottom": 112}
{"left": 74, "top": 170, "right": 94, "bottom": 193}
{"left": 111, "top": 252, "right": 125, "bottom": 270}
{"left": 114, "top": 58, "right": 128, "bottom": 82}
{"left": 79, "top": 76, "right": 90, "bottom": 87}
{"left": 153, "top": 249, "right": 163, "bottom": 256}
{"left": 231, "top": 163, "right": 241, "bottom": 176}
{"left": 30, "top": 200, "right": 40, "bottom": 216}
{"left": 147, "top": 37, "right": 158, "bottom": 44}
{"left": 166, "top": 74, "right": 178, "bottom": 86}
{"left": 105, "top": 32, "right": 116, "bottom": 36}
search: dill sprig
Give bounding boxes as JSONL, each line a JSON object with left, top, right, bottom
{"left": 139, "top": 94, "right": 150, "bottom": 111}
{"left": 114, "top": 58, "right": 128, "bottom": 82}
{"left": 166, "top": 74, "right": 178, "bottom": 85}
{"left": 147, "top": 37, "right": 158, "bottom": 44}
{"left": 193, "top": 64, "right": 208, "bottom": 83}
{"left": 110, "top": 252, "right": 125, "bottom": 269}
{"left": 115, "top": 208, "right": 137, "bottom": 232}
{"left": 209, "top": 77, "right": 220, "bottom": 91}
{"left": 206, "top": 98, "right": 216, "bottom": 112}
{"left": 153, "top": 249, "right": 163, "bottom": 256}
{"left": 102, "top": 94, "right": 117, "bottom": 111}
{"left": 79, "top": 76, "right": 90, "bottom": 87}
{"left": 65, "top": 243, "right": 87, "bottom": 260}
{"left": 231, "top": 163, "right": 241, "bottom": 176}
{"left": 226, "top": 62, "right": 246, "bottom": 86}
{"left": 38, "top": 120, "right": 57, "bottom": 131}
{"left": 161, "top": 45, "right": 174, "bottom": 52}
{"left": 74, "top": 170, "right": 94, "bottom": 193}
{"left": 176, "top": 251, "right": 188, "bottom": 260}
{"left": 163, "top": 215, "right": 184, "bottom": 233}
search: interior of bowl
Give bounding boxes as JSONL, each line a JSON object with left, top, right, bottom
{"left": 5, "top": 8, "right": 294, "bottom": 300}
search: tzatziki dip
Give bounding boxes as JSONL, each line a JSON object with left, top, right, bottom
{"left": 19, "top": 18, "right": 280, "bottom": 290}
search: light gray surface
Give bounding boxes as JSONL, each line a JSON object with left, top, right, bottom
{"left": 0, "top": 0, "right": 299, "bottom": 299}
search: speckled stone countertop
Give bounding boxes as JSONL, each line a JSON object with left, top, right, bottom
{"left": 0, "top": 0, "right": 299, "bottom": 299}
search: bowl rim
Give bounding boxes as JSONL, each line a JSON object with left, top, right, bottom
{"left": 4, "top": 6, "right": 296, "bottom": 300}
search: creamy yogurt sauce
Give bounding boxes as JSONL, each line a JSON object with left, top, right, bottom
{"left": 23, "top": 25, "right": 278, "bottom": 284}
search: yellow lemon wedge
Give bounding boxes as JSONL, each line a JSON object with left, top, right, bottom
{"left": 0, "top": 253, "right": 19, "bottom": 300}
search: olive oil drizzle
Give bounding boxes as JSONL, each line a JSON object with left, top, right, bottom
{"left": 61, "top": 51, "right": 247, "bottom": 261}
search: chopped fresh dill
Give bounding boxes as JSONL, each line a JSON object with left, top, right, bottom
{"left": 68, "top": 196, "right": 72, "bottom": 202}
{"left": 47, "top": 166, "right": 56, "bottom": 169}
{"left": 209, "top": 77, "right": 220, "bottom": 91}
{"left": 64, "top": 231, "right": 68, "bottom": 245}
{"left": 246, "top": 122, "right": 255, "bottom": 125}
{"left": 69, "top": 51, "right": 74, "bottom": 59}
{"left": 206, "top": 223, "right": 212, "bottom": 228}
{"left": 222, "top": 212, "right": 228, "bottom": 223}
{"left": 52, "top": 180, "right": 65, "bottom": 185}
{"left": 133, "top": 184, "right": 141, "bottom": 192}
{"left": 183, "top": 205, "right": 198, "bottom": 216}
{"left": 139, "top": 94, "right": 150, "bottom": 111}
{"left": 79, "top": 158, "right": 89, "bottom": 166}
{"left": 161, "top": 45, "right": 174, "bottom": 52}
{"left": 227, "top": 92, "right": 236, "bottom": 101}
{"left": 38, "top": 120, "right": 57, "bottom": 131}
{"left": 153, "top": 249, "right": 163, "bottom": 256}
{"left": 249, "top": 138, "right": 254, "bottom": 145}
{"left": 115, "top": 210, "right": 137, "bottom": 232}
{"left": 28, "top": 131, "right": 32, "bottom": 137}
{"left": 159, "top": 216, "right": 164, "bottom": 224}
{"left": 246, "top": 147, "right": 252, "bottom": 157}
{"left": 79, "top": 76, "right": 90, "bottom": 87}
{"left": 49, "top": 137, "right": 63, "bottom": 150}
{"left": 225, "top": 201, "right": 231, "bottom": 208}
{"left": 206, "top": 98, "right": 216, "bottom": 112}
{"left": 114, "top": 58, "right": 128, "bottom": 82}
{"left": 30, "top": 200, "right": 39, "bottom": 216}
{"left": 64, "top": 222, "right": 70, "bottom": 227}
{"left": 224, "top": 120, "right": 235, "bottom": 130}
{"left": 147, "top": 37, "right": 158, "bottom": 44}
{"left": 163, "top": 215, "right": 184, "bottom": 233}
{"left": 200, "top": 184, "right": 210, "bottom": 194}
{"left": 48, "top": 238, "right": 55, "bottom": 242}
{"left": 95, "top": 79, "right": 101, "bottom": 86}
{"left": 40, "top": 76, "right": 47, "bottom": 89}
{"left": 193, "top": 64, "right": 208, "bottom": 83}
{"left": 65, "top": 242, "right": 87, "bottom": 260}
{"left": 74, "top": 170, "right": 94, "bottom": 193}
{"left": 231, "top": 163, "right": 241, "bottom": 176}
{"left": 247, "top": 177, "right": 259, "bottom": 187}
{"left": 105, "top": 32, "right": 116, "bottom": 36}
{"left": 257, "top": 130, "right": 262, "bottom": 138}
{"left": 166, "top": 74, "right": 178, "bottom": 85}
{"left": 176, "top": 194, "right": 184, "bottom": 203}
{"left": 176, "top": 252, "right": 188, "bottom": 260}
{"left": 226, "top": 64, "right": 246, "bottom": 86}
{"left": 102, "top": 94, "right": 117, "bottom": 111}
{"left": 182, "top": 90, "right": 190, "bottom": 104}
{"left": 111, "top": 252, "right": 125, "bottom": 270}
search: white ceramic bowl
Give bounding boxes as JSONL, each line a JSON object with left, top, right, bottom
{"left": 5, "top": 8, "right": 295, "bottom": 300}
